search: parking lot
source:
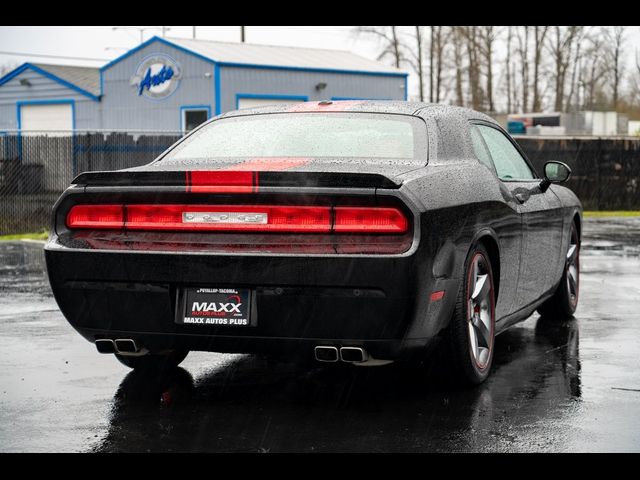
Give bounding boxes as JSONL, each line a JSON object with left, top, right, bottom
{"left": 1, "top": 217, "right": 639, "bottom": 452}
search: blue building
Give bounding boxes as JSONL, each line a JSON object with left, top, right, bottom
{"left": 0, "top": 36, "right": 408, "bottom": 135}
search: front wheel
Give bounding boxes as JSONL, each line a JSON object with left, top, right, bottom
{"left": 443, "top": 243, "right": 496, "bottom": 386}
{"left": 537, "top": 222, "right": 580, "bottom": 319}
{"left": 115, "top": 350, "right": 189, "bottom": 371}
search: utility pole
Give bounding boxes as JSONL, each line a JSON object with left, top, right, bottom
{"left": 161, "top": 26, "right": 170, "bottom": 37}
{"left": 241, "top": 26, "right": 245, "bottom": 43}
{"left": 193, "top": 26, "right": 196, "bottom": 39}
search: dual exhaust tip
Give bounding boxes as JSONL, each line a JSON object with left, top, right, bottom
{"left": 98, "top": 340, "right": 367, "bottom": 362}
{"left": 98, "top": 340, "right": 368, "bottom": 363}
{"left": 95, "top": 339, "right": 139, "bottom": 355}
{"left": 315, "top": 346, "right": 368, "bottom": 363}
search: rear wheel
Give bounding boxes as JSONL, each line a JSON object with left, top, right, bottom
{"left": 444, "top": 244, "right": 496, "bottom": 385}
{"left": 537, "top": 223, "right": 580, "bottom": 319}
{"left": 115, "top": 350, "right": 189, "bottom": 371}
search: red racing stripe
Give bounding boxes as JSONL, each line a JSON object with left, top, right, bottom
{"left": 187, "top": 170, "right": 255, "bottom": 193}
{"left": 186, "top": 157, "right": 311, "bottom": 193}
{"left": 185, "top": 102, "right": 362, "bottom": 193}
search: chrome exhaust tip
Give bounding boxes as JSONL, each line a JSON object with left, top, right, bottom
{"left": 339, "top": 347, "right": 368, "bottom": 363}
{"left": 314, "top": 346, "right": 339, "bottom": 362}
{"left": 95, "top": 339, "right": 116, "bottom": 354}
{"left": 114, "top": 339, "right": 139, "bottom": 354}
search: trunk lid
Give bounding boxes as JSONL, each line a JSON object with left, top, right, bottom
{"left": 72, "top": 157, "right": 425, "bottom": 190}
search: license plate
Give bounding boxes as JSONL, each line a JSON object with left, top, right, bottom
{"left": 177, "top": 287, "right": 254, "bottom": 327}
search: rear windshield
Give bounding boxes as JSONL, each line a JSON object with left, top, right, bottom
{"left": 161, "top": 113, "right": 426, "bottom": 161}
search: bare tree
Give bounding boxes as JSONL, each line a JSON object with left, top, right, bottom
{"left": 604, "top": 26, "right": 627, "bottom": 110}
{"left": 356, "top": 26, "right": 404, "bottom": 69}
{"left": 405, "top": 26, "right": 426, "bottom": 101}
{"left": 429, "top": 26, "right": 435, "bottom": 102}
{"left": 477, "top": 26, "right": 498, "bottom": 112}
{"left": 580, "top": 32, "right": 609, "bottom": 110}
{"left": 416, "top": 26, "right": 425, "bottom": 102}
{"left": 432, "top": 26, "right": 448, "bottom": 103}
{"left": 531, "top": 26, "right": 549, "bottom": 111}
{"left": 565, "top": 29, "right": 586, "bottom": 112}
{"left": 505, "top": 26, "right": 514, "bottom": 113}
{"left": 451, "top": 26, "right": 465, "bottom": 107}
{"left": 548, "top": 26, "right": 583, "bottom": 112}
{"left": 357, "top": 25, "right": 639, "bottom": 115}
{"left": 627, "top": 49, "right": 640, "bottom": 112}
{"left": 516, "top": 26, "right": 530, "bottom": 113}
{"left": 460, "top": 26, "right": 484, "bottom": 110}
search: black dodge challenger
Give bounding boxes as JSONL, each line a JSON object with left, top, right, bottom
{"left": 45, "top": 101, "right": 581, "bottom": 385}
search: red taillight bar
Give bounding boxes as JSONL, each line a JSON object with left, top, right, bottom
{"left": 66, "top": 205, "right": 124, "bottom": 230}
{"left": 126, "top": 205, "right": 331, "bottom": 232}
{"left": 333, "top": 207, "right": 408, "bottom": 233}
{"left": 66, "top": 204, "right": 409, "bottom": 234}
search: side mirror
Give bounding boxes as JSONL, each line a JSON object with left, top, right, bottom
{"left": 540, "top": 161, "right": 571, "bottom": 192}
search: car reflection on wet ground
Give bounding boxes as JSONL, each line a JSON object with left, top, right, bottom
{"left": 0, "top": 217, "right": 639, "bottom": 452}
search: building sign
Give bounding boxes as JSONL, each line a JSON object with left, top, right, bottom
{"left": 131, "top": 54, "right": 182, "bottom": 100}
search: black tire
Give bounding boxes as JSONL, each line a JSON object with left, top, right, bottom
{"left": 537, "top": 222, "right": 580, "bottom": 319}
{"left": 115, "top": 349, "right": 189, "bottom": 371}
{"left": 444, "top": 243, "right": 496, "bottom": 386}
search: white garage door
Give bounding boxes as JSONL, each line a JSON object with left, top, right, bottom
{"left": 237, "top": 97, "right": 305, "bottom": 110}
{"left": 20, "top": 103, "right": 73, "bottom": 136}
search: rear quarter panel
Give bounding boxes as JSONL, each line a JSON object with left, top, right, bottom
{"left": 400, "top": 159, "right": 523, "bottom": 326}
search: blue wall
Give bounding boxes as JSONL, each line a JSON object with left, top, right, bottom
{"left": 1, "top": 38, "right": 409, "bottom": 132}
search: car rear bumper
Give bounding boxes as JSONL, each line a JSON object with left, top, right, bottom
{"left": 45, "top": 230, "right": 459, "bottom": 359}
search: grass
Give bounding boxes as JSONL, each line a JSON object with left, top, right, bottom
{"left": 583, "top": 211, "right": 640, "bottom": 218}
{"left": 0, "top": 229, "right": 49, "bottom": 241}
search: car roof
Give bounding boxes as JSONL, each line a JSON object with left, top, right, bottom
{"left": 221, "top": 100, "right": 498, "bottom": 125}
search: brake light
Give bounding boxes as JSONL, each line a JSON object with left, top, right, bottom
{"left": 66, "top": 205, "right": 409, "bottom": 234}
{"left": 187, "top": 171, "right": 256, "bottom": 193}
{"left": 66, "top": 205, "right": 124, "bottom": 229}
{"left": 126, "top": 205, "right": 331, "bottom": 232}
{"left": 334, "top": 207, "right": 408, "bottom": 233}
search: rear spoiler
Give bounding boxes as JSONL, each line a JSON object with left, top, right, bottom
{"left": 72, "top": 170, "right": 401, "bottom": 190}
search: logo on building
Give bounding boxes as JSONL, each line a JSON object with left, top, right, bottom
{"left": 131, "top": 54, "right": 182, "bottom": 100}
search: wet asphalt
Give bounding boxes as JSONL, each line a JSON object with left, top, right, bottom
{"left": 0, "top": 217, "right": 639, "bottom": 452}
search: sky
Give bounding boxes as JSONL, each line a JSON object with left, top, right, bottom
{"left": 0, "top": 26, "right": 381, "bottom": 65}
{"left": 2, "top": 26, "right": 640, "bottom": 101}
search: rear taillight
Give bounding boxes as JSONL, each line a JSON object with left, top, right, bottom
{"left": 66, "top": 205, "right": 124, "bottom": 229}
{"left": 66, "top": 204, "right": 409, "bottom": 234}
{"left": 126, "top": 205, "right": 331, "bottom": 232}
{"left": 333, "top": 207, "right": 408, "bottom": 233}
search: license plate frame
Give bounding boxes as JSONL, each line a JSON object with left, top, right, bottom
{"left": 176, "top": 287, "right": 256, "bottom": 327}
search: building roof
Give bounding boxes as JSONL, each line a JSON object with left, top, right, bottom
{"left": 0, "top": 62, "right": 101, "bottom": 99}
{"left": 0, "top": 36, "right": 406, "bottom": 103}
{"left": 31, "top": 63, "right": 101, "bottom": 96}
{"left": 164, "top": 37, "right": 406, "bottom": 75}
{"left": 101, "top": 36, "right": 407, "bottom": 76}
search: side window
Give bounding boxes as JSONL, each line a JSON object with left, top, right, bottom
{"left": 477, "top": 125, "right": 535, "bottom": 180}
{"left": 469, "top": 125, "right": 495, "bottom": 171}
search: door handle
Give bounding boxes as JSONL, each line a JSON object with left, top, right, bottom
{"left": 515, "top": 193, "right": 528, "bottom": 204}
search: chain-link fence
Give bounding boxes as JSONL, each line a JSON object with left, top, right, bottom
{"left": 1, "top": 131, "right": 640, "bottom": 235}
{"left": 0, "top": 131, "right": 181, "bottom": 235}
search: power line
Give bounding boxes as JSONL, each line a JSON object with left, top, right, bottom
{"left": 0, "top": 50, "right": 108, "bottom": 62}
